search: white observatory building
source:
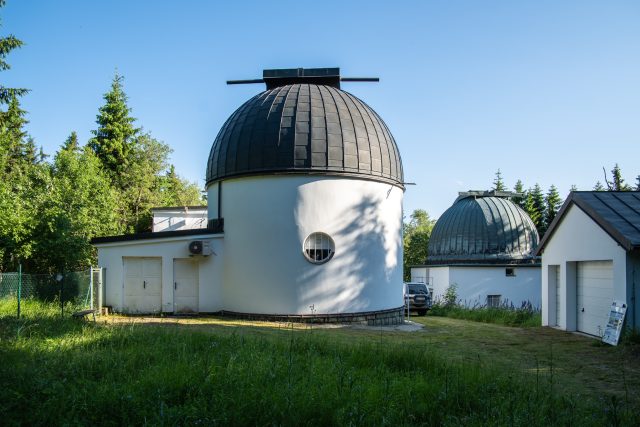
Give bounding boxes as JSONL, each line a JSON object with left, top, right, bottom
{"left": 93, "top": 67, "right": 406, "bottom": 324}
{"left": 411, "top": 191, "right": 542, "bottom": 308}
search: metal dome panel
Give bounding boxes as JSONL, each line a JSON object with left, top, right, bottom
{"left": 206, "top": 83, "right": 403, "bottom": 186}
{"left": 428, "top": 196, "right": 540, "bottom": 264}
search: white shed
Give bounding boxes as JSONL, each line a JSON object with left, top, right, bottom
{"left": 537, "top": 191, "right": 640, "bottom": 337}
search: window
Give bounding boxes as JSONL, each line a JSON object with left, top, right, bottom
{"left": 487, "top": 295, "right": 501, "bottom": 308}
{"left": 505, "top": 268, "right": 516, "bottom": 277}
{"left": 303, "top": 232, "right": 335, "bottom": 264}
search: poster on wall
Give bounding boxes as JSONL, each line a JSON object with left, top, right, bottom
{"left": 602, "top": 301, "right": 627, "bottom": 346}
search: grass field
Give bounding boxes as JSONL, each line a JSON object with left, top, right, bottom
{"left": 1, "top": 299, "right": 639, "bottom": 426}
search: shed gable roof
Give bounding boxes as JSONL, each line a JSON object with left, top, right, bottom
{"left": 536, "top": 191, "right": 640, "bottom": 255}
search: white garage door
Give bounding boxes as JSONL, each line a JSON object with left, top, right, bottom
{"left": 577, "top": 261, "right": 613, "bottom": 337}
{"left": 123, "top": 257, "right": 162, "bottom": 313}
{"left": 173, "top": 258, "right": 199, "bottom": 313}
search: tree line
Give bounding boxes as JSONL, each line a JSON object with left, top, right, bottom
{"left": 0, "top": 4, "right": 202, "bottom": 274}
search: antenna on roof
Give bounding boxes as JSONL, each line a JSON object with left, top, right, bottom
{"left": 226, "top": 67, "right": 378, "bottom": 89}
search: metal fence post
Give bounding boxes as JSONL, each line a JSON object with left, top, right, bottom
{"left": 89, "top": 266, "right": 94, "bottom": 311}
{"left": 17, "top": 263, "right": 22, "bottom": 319}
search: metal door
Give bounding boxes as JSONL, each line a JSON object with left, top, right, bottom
{"left": 123, "top": 257, "right": 162, "bottom": 313}
{"left": 576, "top": 261, "right": 613, "bottom": 336}
{"left": 173, "top": 258, "right": 199, "bottom": 313}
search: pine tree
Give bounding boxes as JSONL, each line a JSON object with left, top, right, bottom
{"left": 0, "top": 0, "right": 28, "bottom": 104}
{"left": 525, "top": 184, "right": 545, "bottom": 235}
{"left": 512, "top": 179, "right": 526, "bottom": 209}
{"left": 610, "top": 164, "right": 630, "bottom": 191}
{"left": 593, "top": 181, "right": 605, "bottom": 191}
{"left": 88, "top": 73, "right": 140, "bottom": 184}
{"left": 158, "top": 164, "right": 203, "bottom": 208}
{"left": 61, "top": 131, "right": 79, "bottom": 152}
{"left": 0, "top": 94, "right": 29, "bottom": 170}
{"left": 544, "top": 185, "right": 562, "bottom": 233}
{"left": 492, "top": 169, "right": 506, "bottom": 192}
{"left": 569, "top": 184, "right": 578, "bottom": 192}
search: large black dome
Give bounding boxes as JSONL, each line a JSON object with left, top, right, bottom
{"left": 428, "top": 193, "right": 540, "bottom": 265}
{"left": 206, "top": 82, "right": 403, "bottom": 187}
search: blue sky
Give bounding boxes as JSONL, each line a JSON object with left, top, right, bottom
{"left": 3, "top": 0, "right": 639, "bottom": 217}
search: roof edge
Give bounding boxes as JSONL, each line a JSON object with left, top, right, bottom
{"left": 536, "top": 191, "right": 637, "bottom": 255}
{"left": 91, "top": 228, "right": 221, "bottom": 245}
{"left": 205, "top": 169, "right": 405, "bottom": 189}
{"left": 151, "top": 205, "right": 207, "bottom": 212}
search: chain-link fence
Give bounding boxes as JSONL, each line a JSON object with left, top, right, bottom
{"left": 0, "top": 267, "right": 104, "bottom": 318}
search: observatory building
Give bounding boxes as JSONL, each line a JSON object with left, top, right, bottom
{"left": 93, "top": 67, "right": 405, "bottom": 324}
{"left": 411, "top": 191, "right": 542, "bottom": 307}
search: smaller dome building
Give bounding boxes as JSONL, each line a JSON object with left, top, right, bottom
{"left": 411, "top": 191, "right": 541, "bottom": 307}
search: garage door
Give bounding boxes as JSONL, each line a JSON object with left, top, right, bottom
{"left": 123, "top": 257, "right": 162, "bottom": 313}
{"left": 577, "top": 261, "right": 613, "bottom": 337}
{"left": 173, "top": 258, "right": 199, "bottom": 313}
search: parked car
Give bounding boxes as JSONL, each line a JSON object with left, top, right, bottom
{"left": 404, "top": 282, "right": 432, "bottom": 316}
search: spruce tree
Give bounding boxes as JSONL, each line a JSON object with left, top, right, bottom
{"left": 593, "top": 181, "right": 606, "bottom": 191}
{"left": 610, "top": 164, "right": 630, "bottom": 191}
{"left": 512, "top": 179, "right": 526, "bottom": 209}
{"left": 0, "top": 0, "right": 28, "bottom": 104}
{"left": 88, "top": 73, "right": 140, "bottom": 184}
{"left": 544, "top": 185, "right": 562, "bottom": 232}
{"left": 525, "top": 184, "right": 545, "bottom": 235}
{"left": 492, "top": 169, "right": 506, "bottom": 192}
{"left": 569, "top": 184, "right": 578, "bottom": 192}
{"left": 61, "top": 131, "right": 79, "bottom": 152}
{"left": 158, "top": 164, "right": 203, "bottom": 208}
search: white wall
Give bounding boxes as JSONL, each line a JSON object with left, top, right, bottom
{"left": 152, "top": 209, "right": 207, "bottom": 232}
{"left": 422, "top": 265, "right": 541, "bottom": 307}
{"left": 629, "top": 252, "right": 640, "bottom": 329}
{"left": 428, "top": 267, "right": 450, "bottom": 303}
{"left": 211, "top": 175, "right": 404, "bottom": 315}
{"left": 449, "top": 266, "right": 541, "bottom": 308}
{"left": 540, "top": 204, "right": 628, "bottom": 329}
{"left": 410, "top": 267, "right": 427, "bottom": 284}
{"left": 96, "top": 234, "right": 224, "bottom": 313}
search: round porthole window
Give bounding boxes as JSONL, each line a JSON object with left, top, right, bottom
{"left": 303, "top": 232, "right": 335, "bottom": 264}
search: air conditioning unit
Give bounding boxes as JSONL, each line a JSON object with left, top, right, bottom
{"left": 188, "top": 240, "right": 212, "bottom": 256}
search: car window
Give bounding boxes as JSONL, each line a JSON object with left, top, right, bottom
{"left": 408, "top": 284, "right": 428, "bottom": 294}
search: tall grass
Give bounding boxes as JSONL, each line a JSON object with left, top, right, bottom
{"left": 0, "top": 300, "right": 634, "bottom": 426}
{"left": 429, "top": 303, "right": 542, "bottom": 327}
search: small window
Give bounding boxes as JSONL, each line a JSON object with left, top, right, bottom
{"left": 505, "top": 268, "right": 516, "bottom": 277}
{"left": 487, "top": 295, "right": 501, "bottom": 308}
{"left": 303, "top": 232, "right": 335, "bottom": 264}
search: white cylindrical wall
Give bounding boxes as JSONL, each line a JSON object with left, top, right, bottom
{"left": 208, "top": 175, "right": 404, "bottom": 315}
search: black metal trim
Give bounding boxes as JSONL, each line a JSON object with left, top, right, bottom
{"left": 206, "top": 169, "right": 405, "bottom": 190}
{"left": 419, "top": 262, "right": 541, "bottom": 268}
{"left": 91, "top": 228, "right": 222, "bottom": 244}
{"left": 150, "top": 205, "right": 207, "bottom": 211}
{"left": 218, "top": 306, "right": 404, "bottom": 325}
{"left": 208, "top": 218, "right": 224, "bottom": 233}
